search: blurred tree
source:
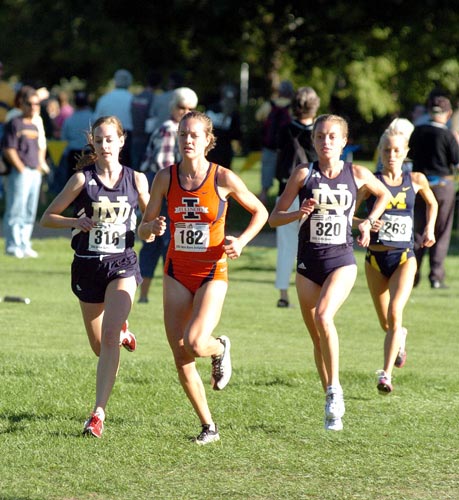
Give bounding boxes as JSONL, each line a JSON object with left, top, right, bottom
{"left": 2, "top": 0, "right": 459, "bottom": 152}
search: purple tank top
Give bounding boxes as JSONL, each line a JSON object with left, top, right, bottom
{"left": 71, "top": 165, "right": 139, "bottom": 256}
{"left": 298, "top": 161, "right": 357, "bottom": 256}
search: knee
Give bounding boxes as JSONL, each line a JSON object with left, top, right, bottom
{"left": 184, "top": 337, "right": 207, "bottom": 358}
{"left": 314, "top": 310, "right": 333, "bottom": 333}
{"left": 387, "top": 308, "right": 402, "bottom": 330}
{"left": 380, "top": 320, "right": 389, "bottom": 332}
{"left": 170, "top": 338, "right": 194, "bottom": 365}
{"left": 173, "top": 351, "right": 195, "bottom": 378}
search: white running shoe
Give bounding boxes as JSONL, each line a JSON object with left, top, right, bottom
{"left": 211, "top": 335, "right": 232, "bottom": 390}
{"left": 324, "top": 417, "right": 343, "bottom": 431}
{"left": 325, "top": 389, "right": 345, "bottom": 419}
{"left": 395, "top": 328, "right": 408, "bottom": 368}
{"left": 195, "top": 424, "right": 220, "bottom": 445}
{"left": 376, "top": 370, "right": 393, "bottom": 394}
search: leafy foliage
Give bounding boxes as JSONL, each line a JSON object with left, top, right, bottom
{"left": 3, "top": 1, "right": 459, "bottom": 149}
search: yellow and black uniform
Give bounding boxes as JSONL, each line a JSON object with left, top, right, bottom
{"left": 365, "top": 171, "right": 415, "bottom": 278}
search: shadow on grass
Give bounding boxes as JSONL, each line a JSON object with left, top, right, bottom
{"left": 0, "top": 411, "right": 85, "bottom": 438}
{"left": 0, "top": 412, "right": 49, "bottom": 434}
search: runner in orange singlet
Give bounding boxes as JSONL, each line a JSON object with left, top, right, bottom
{"left": 138, "top": 111, "right": 268, "bottom": 444}
{"left": 165, "top": 161, "right": 228, "bottom": 293}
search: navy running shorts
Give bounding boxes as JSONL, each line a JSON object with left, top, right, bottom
{"left": 71, "top": 249, "right": 142, "bottom": 303}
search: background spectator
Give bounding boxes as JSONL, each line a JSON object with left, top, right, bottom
{"left": 94, "top": 69, "right": 134, "bottom": 166}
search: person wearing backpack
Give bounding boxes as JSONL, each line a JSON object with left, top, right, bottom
{"left": 255, "top": 80, "right": 294, "bottom": 205}
{"left": 274, "top": 87, "right": 320, "bottom": 308}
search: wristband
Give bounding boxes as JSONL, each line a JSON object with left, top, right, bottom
{"left": 366, "top": 217, "right": 376, "bottom": 228}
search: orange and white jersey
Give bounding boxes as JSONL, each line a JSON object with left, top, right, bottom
{"left": 165, "top": 162, "right": 228, "bottom": 291}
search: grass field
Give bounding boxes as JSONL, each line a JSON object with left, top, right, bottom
{"left": 0, "top": 159, "right": 458, "bottom": 499}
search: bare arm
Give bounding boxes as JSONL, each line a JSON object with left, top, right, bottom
{"left": 137, "top": 169, "right": 168, "bottom": 241}
{"left": 218, "top": 168, "right": 268, "bottom": 259}
{"left": 352, "top": 164, "right": 391, "bottom": 247}
{"left": 268, "top": 164, "right": 317, "bottom": 227}
{"left": 411, "top": 172, "right": 437, "bottom": 248}
{"left": 38, "top": 147, "right": 50, "bottom": 174}
{"left": 134, "top": 170, "right": 151, "bottom": 214}
{"left": 3, "top": 147, "right": 26, "bottom": 173}
{"left": 352, "top": 185, "right": 369, "bottom": 229}
{"left": 40, "top": 172, "right": 94, "bottom": 232}
{"left": 352, "top": 184, "right": 384, "bottom": 233}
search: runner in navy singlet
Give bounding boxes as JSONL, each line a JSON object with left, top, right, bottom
{"left": 355, "top": 125, "right": 437, "bottom": 395}
{"left": 269, "top": 114, "right": 391, "bottom": 431}
{"left": 41, "top": 116, "right": 151, "bottom": 438}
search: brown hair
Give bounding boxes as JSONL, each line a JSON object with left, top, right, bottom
{"left": 293, "top": 86, "right": 320, "bottom": 119}
{"left": 75, "top": 116, "right": 125, "bottom": 170}
{"left": 179, "top": 111, "right": 216, "bottom": 155}
{"left": 15, "top": 85, "right": 38, "bottom": 108}
{"left": 312, "top": 114, "right": 349, "bottom": 140}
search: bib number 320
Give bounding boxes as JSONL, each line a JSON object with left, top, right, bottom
{"left": 310, "top": 214, "right": 347, "bottom": 244}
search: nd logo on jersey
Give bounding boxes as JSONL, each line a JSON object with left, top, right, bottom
{"left": 92, "top": 195, "right": 132, "bottom": 223}
{"left": 312, "top": 183, "right": 354, "bottom": 215}
{"left": 175, "top": 197, "right": 210, "bottom": 220}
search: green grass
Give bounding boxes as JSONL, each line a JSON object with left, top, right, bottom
{"left": 0, "top": 158, "right": 458, "bottom": 499}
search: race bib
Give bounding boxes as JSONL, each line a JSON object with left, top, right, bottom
{"left": 174, "top": 222, "right": 210, "bottom": 252}
{"left": 88, "top": 223, "right": 126, "bottom": 253}
{"left": 310, "top": 213, "right": 347, "bottom": 244}
{"left": 379, "top": 213, "right": 412, "bottom": 242}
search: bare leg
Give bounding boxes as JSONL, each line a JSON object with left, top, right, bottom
{"left": 296, "top": 273, "right": 327, "bottom": 391}
{"left": 79, "top": 301, "right": 104, "bottom": 357}
{"left": 314, "top": 265, "right": 357, "bottom": 388}
{"left": 383, "top": 258, "right": 417, "bottom": 378}
{"left": 366, "top": 257, "right": 416, "bottom": 381}
{"left": 139, "top": 277, "right": 152, "bottom": 302}
{"left": 163, "top": 276, "right": 226, "bottom": 425}
{"left": 80, "top": 277, "right": 137, "bottom": 417}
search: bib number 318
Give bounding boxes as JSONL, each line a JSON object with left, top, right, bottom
{"left": 88, "top": 223, "right": 126, "bottom": 253}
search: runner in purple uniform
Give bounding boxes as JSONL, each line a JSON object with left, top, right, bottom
{"left": 41, "top": 116, "right": 152, "bottom": 438}
{"left": 269, "top": 114, "right": 391, "bottom": 431}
